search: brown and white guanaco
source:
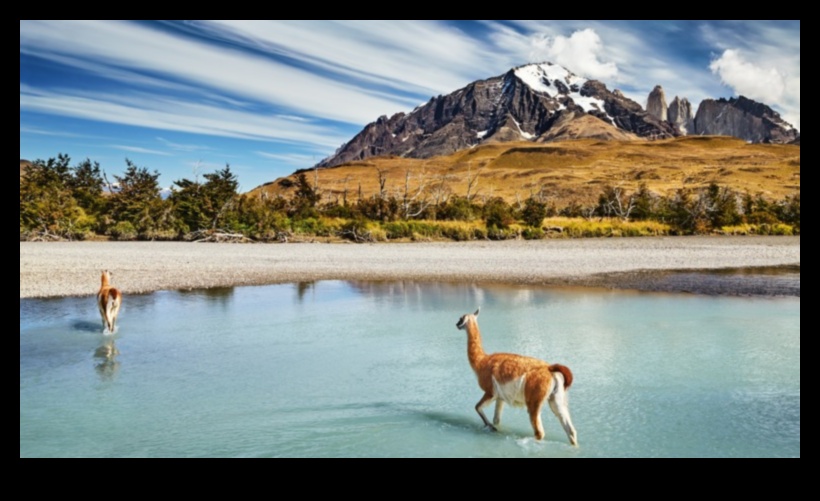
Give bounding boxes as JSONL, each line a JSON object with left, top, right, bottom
{"left": 456, "top": 308, "right": 577, "bottom": 445}
{"left": 97, "top": 270, "right": 122, "bottom": 334}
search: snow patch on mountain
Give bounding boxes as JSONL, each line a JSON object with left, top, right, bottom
{"left": 515, "top": 62, "right": 612, "bottom": 122}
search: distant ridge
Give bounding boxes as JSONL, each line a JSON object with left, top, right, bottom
{"left": 317, "top": 62, "right": 797, "bottom": 169}
{"left": 318, "top": 62, "right": 675, "bottom": 168}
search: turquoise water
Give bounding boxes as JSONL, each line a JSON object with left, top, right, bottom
{"left": 20, "top": 281, "right": 800, "bottom": 457}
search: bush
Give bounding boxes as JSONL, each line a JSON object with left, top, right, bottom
{"left": 487, "top": 225, "right": 520, "bottom": 240}
{"left": 520, "top": 198, "right": 548, "bottom": 228}
{"left": 483, "top": 197, "right": 515, "bottom": 230}
{"left": 522, "top": 227, "right": 545, "bottom": 240}
{"left": 438, "top": 197, "right": 478, "bottom": 221}
{"left": 109, "top": 221, "right": 137, "bottom": 240}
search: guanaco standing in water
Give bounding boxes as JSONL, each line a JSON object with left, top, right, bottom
{"left": 456, "top": 308, "right": 577, "bottom": 445}
{"left": 97, "top": 270, "right": 122, "bottom": 334}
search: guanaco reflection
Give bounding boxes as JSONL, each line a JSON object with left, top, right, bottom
{"left": 94, "top": 337, "right": 120, "bottom": 381}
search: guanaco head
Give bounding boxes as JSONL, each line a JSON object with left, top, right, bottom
{"left": 101, "top": 270, "right": 112, "bottom": 286}
{"left": 456, "top": 308, "right": 480, "bottom": 330}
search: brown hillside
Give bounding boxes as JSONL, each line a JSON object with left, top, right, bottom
{"left": 250, "top": 136, "right": 800, "bottom": 207}
{"left": 538, "top": 114, "right": 640, "bottom": 143}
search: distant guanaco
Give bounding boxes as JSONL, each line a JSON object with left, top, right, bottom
{"left": 456, "top": 308, "right": 577, "bottom": 445}
{"left": 97, "top": 270, "right": 122, "bottom": 334}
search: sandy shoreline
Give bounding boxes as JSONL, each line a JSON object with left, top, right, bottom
{"left": 20, "top": 236, "right": 800, "bottom": 299}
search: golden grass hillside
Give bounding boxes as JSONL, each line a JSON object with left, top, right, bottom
{"left": 250, "top": 136, "right": 800, "bottom": 207}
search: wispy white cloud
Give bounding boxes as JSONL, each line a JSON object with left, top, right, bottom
{"left": 255, "top": 151, "right": 320, "bottom": 165}
{"left": 193, "top": 21, "right": 503, "bottom": 97}
{"left": 20, "top": 125, "right": 88, "bottom": 138}
{"left": 20, "top": 85, "right": 349, "bottom": 148}
{"left": 20, "top": 20, "right": 415, "bottom": 125}
{"left": 112, "top": 145, "right": 172, "bottom": 156}
{"left": 156, "top": 137, "right": 213, "bottom": 152}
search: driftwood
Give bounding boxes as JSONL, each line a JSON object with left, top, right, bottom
{"left": 338, "top": 228, "right": 374, "bottom": 243}
{"left": 187, "top": 229, "right": 255, "bottom": 243}
{"left": 22, "top": 230, "right": 67, "bottom": 242}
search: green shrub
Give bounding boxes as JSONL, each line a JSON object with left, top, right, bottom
{"left": 522, "top": 227, "right": 545, "bottom": 240}
{"left": 520, "top": 198, "right": 548, "bottom": 228}
{"left": 109, "top": 221, "right": 137, "bottom": 240}
{"left": 292, "top": 217, "right": 332, "bottom": 236}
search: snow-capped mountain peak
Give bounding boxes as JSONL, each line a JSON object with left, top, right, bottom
{"left": 513, "top": 62, "right": 585, "bottom": 95}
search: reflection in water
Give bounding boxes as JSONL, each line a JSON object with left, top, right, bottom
{"left": 346, "top": 281, "right": 543, "bottom": 311}
{"left": 177, "top": 287, "right": 235, "bottom": 307}
{"left": 94, "top": 337, "right": 120, "bottom": 381}
{"left": 295, "top": 281, "right": 316, "bottom": 302}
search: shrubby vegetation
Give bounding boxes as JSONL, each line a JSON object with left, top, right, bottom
{"left": 20, "top": 154, "right": 800, "bottom": 242}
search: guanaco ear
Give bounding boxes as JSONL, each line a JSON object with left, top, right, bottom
{"left": 474, "top": 307, "right": 480, "bottom": 317}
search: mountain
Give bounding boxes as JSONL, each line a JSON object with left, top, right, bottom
{"left": 319, "top": 62, "right": 677, "bottom": 168}
{"left": 693, "top": 96, "right": 798, "bottom": 143}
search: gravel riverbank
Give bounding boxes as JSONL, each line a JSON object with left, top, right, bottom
{"left": 20, "top": 236, "right": 800, "bottom": 299}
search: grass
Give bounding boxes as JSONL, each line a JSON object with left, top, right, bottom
{"left": 250, "top": 136, "right": 800, "bottom": 210}
{"left": 542, "top": 217, "right": 672, "bottom": 238}
{"left": 284, "top": 216, "right": 679, "bottom": 242}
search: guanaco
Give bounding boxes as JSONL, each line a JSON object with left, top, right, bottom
{"left": 456, "top": 308, "right": 577, "bottom": 445}
{"left": 97, "top": 270, "right": 122, "bottom": 334}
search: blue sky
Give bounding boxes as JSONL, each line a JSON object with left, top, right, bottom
{"left": 20, "top": 20, "right": 800, "bottom": 192}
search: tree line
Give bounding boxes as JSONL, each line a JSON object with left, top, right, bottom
{"left": 20, "top": 154, "right": 800, "bottom": 242}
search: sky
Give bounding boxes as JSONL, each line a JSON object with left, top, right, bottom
{"left": 20, "top": 20, "right": 800, "bottom": 192}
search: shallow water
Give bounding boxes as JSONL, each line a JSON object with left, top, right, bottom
{"left": 20, "top": 281, "right": 800, "bottom": 457}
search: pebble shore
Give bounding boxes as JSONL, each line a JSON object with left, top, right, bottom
{"left": 20, "top": 236, "right": 800, "bottom": 298}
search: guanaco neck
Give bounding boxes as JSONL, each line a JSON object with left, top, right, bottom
{"left": 465, "top": 319, "right": 486, "bottom": 372}
{"left": 101, "top": 273, "right": 110, "bottom": 289}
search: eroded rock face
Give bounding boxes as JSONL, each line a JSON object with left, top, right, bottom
{"left": 318, "top": 63, "right": 677, "bottom": 167}
{"left": 580, "top": 81, "right": 678, "bottom": 139}
{"left": 668, "top": 96, "right": 695, "bottom": 135}
{"left": 694, "top": 96, "right": 798, "bottom": 143}
{"left": 317, "top": 65, "right": 797, "bottom": 168}
{"left": 646, "top": 85, "right": 668, "bottom": 122}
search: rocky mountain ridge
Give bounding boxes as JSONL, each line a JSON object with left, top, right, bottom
{"left": 318, "top": 63, "right": 797, "bottom": 169}
{"left": 693, "top": 96, "right": 798, "bottom": 143}
{"left": 319, "top": 63, "right": 676, "bottom": 168}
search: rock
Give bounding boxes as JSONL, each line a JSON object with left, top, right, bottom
{"left": 694, "top": 96, "right": 798, "bottom": 143}
{"left": 668, "top": 96, "right": 695, "bottom": 135}
{"left": 646, "top": 85, "right": 668, "bottom": 121}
